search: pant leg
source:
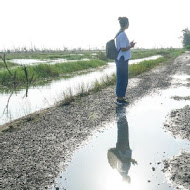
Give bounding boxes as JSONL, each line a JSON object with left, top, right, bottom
{"left": 115, "top": 56, "right": 129, "bottom": 97}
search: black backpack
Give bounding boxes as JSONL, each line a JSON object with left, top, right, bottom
{"left": 106, "top": 31, "right": 123, "bottom": 60}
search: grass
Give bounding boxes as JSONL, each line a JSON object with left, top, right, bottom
{"left": 129, "top": 57, "right": 167, "bottom": 77}
{"left": 2, "top": 51, "right": 95, "bottom": 60}
{"left": 0, "top": 60, "right": 18, "bottom": 70}
{"left": 131, "top": 48, "right": 184, "bottom": 60}
{"left": 131, "top": 49, "right": 160, "bottom": 59}
{"left": 95, "top": 48, "right": 184, "bottom": 61}
{"left": 0, "top": 59, "right": 107, "bottom": 88}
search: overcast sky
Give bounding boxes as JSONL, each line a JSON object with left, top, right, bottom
{"left": 0, "top": 0, "right": 190, "bottom": 50}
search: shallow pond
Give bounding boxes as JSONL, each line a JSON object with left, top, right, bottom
{"left": 52, "top": 81, "right": 190, "bottom": 190}
{"left": 0, "top": 56, "right": 161, "bottom": 126}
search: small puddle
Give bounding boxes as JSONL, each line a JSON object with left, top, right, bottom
{"left": 52, "top": 87, "right": 190, "bottom": 190}
{"left": 0, "top": 56, "right": 161, "bottom": 125}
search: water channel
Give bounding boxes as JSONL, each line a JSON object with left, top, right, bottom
{"left": 0, "top": 55, "right": 161, "bottom": 126}
{"left": 10, "top": 58, "right": 90, "bottom": 65}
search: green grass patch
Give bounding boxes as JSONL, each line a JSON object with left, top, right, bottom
{"left": 129, "top": 57, "right": 166, "bottom": 77}
{"left": 131, "top": 49, "right": 160, "bottom": 59}
{"left": 131, "top": 48, "right": 184, "bottom": 60}
{"left": 0, "top": 60, "right": 18, "bottom": 70}
{"left": 94, "top": 48, "right": 185, "bottom": 61}
{"left": 2, "top": 51, "right": 95, "bottom": 60}
{"left": 0, "top": 59, "right": 106, "bottom": 88}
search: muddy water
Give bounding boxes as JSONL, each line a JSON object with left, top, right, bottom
{"left": 0, "top": 56, "right": 161, "bottom": 126}
{"left": 52, "top": 82, "right": 190, "bottom": 189}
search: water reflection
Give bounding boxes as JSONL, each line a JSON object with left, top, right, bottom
{"left": 1, "top": 85, "right": 29, "bottom": 123}
{"left": 108, "top": 106, "right": 137, "bottom": 184}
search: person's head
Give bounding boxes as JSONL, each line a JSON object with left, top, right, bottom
{"left": 118, "top": 17, "right": 129, "bottom": 30}
{"left": 122, "top": 175, "right": 131, "bottom": 184}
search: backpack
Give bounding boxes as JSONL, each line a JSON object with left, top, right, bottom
{"left": 106, "top": 31, "right": 123, "bottom": 60}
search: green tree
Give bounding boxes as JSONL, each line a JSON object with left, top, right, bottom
{"left": 182, "top": 28, "right": 190, "bottom": 49}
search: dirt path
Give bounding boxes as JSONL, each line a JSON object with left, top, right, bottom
{"left": 162, "top": 54, "right": 190, "bottom": 190}
{"left": 0, "top": 52, "right": 190, "bottom": 190}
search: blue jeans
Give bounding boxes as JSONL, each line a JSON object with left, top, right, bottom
{"left": 115, "top": 56, "right": 129, "bottom": 97}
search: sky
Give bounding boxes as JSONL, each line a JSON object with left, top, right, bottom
{"left": 0, "top": 0, "right": 190, "bottom": 50}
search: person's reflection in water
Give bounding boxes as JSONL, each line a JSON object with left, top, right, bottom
{"left": 107, "top": 105, "right": 137, "bottom": 183}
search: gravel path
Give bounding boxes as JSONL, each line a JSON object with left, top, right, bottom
{"left": 164, "top": 105, "right": 190, "bottom": 141}
{"left": 163, "top": 151, "right": 190, "bottom": 190}
{"left": 0, "top": 53, "right": 190, "bottom": 190}
{"left": 162, "top": 54, "right": 190, "bottom": 190}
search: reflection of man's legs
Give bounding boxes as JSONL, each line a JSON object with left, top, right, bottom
{"left": 116, "top": 106, "right": 130, "bottom": 153}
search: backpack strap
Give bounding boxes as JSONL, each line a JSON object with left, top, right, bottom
{"left": 114, "top": 31, "right": 123, "bottom": 53}
{"left": 114, "top": 31, "right": 123, "bottom": 39}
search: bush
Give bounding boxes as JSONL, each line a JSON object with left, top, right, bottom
{"left": 182, "top": 28, "right": 190, "bottom": 49}
{"left": 96, "top": 51, "right": 108, "bottom": 61}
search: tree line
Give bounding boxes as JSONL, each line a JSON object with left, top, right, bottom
{"left": 182, "top": 28, "right": 190, "bottom": 50}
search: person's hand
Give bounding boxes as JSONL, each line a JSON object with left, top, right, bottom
{"left": 130, "top": 41, "right": 136, "bottom": 48}
{"left": 131, "top": 159, "right": 138, "bottom": 165}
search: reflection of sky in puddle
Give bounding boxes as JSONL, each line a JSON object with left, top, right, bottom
{"left": 53, "top": 86, "right": 190, "bottom": 190}
{"left": 0, "top": 56, "right": 161, "bottom": 125}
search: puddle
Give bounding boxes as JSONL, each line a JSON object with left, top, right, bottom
{"left": 52, "top": 86, "right": 190, "bottom": 190}
{"left": 0, "top": 56, "right": 161, "bottom": 125}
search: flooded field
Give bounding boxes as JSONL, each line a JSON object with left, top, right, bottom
{"left": 52, "top": 76, "right": 190, "bottom": 190}
{"left": 10, "top": 58, "right": 90, "bottom": 65}
{"left": 0, "top": 56, "right": 161, "bottom": 126}
{"left": 9, "top": 55, "right": 161, "bottom": 65}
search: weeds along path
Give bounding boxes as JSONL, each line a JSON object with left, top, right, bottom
{"left": 0, "top": 52, "right": 190, "bottom": 190}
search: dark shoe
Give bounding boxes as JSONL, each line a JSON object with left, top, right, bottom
{"left": 116, "top": 99, "right": 129, "bottom": 106}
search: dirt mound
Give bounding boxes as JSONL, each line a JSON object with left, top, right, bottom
{"left": 162, "top": 151, "right": 190, "bottom": 190}
{"left": 164, "top": 105, "right": 190, "bottom": 141}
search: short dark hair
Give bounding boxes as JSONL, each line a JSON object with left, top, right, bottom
{"left": 118, "top": 17, "right": 129, "bottom": 28}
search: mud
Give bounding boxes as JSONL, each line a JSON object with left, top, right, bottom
{"left": 0, "top": 53, "right": 190, "bottom": 190}
{"left": 162, "top": 53, "right": 190, "bottom": 190}
{"left": 171, "top": 96, "right": 190, "bottom": 101}
{"left": 164, "top": 105, "right": 190, "bottom": 141}
{"left": 163, "top": 151, "right": 190, "bottom": 190}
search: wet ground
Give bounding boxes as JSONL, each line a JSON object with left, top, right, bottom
{"left": 53, "top": 99, "right": 189, "bottom": 190}
{"left": 53, "top": 73, "right": 190, "bottom": 190}
{"left": 0, "top": 53, "right": 189, "bottom": 190}
{"left": 163, "top": 151, "right": 190, "bottom": 190}
{"left": 164, "top": 105, "right": 190, "bottom": 141}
